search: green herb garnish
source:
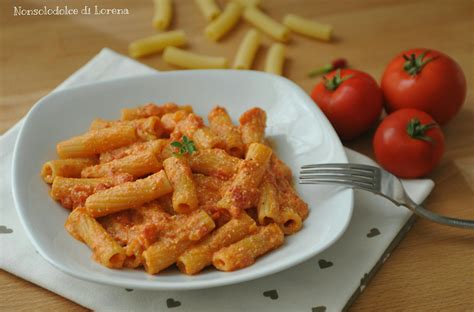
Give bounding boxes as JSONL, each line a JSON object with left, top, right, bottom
{"left": 170, "top": 135, "right": 197, "bottom": 156}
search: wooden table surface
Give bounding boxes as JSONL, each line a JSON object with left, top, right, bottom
{"left": 1, "top": 0, "right": 473, "bottom": 310}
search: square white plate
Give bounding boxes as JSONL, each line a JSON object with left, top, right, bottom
{"left": 12, "top": 70, "right": 353, "bottom": 290}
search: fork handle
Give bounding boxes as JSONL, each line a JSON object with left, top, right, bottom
{"left": 406, "top": 199, "right": 474, "bottom": 229}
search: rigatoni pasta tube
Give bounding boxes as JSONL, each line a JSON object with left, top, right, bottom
{"left": 277, "top": 206, "right": 302, "bottom": 235}
{"left": 85, "top": 170, "right": 173, "bottom": 217}
{"left": 193, "top": 173, "right": 229, "bottom": 206}
{"left": 163, "top": 157, "right": 199, "bottom": 214}
{"left": 81, "top": 150, "right": 162, "bottom": 178}
{"left": 271, "top": 154, "right": 292, "bottom": 182}
{"left": 218, "top": 143, "right": 272, "bottom": 214}
{"left": 234, "top": 0, "right": 260, "bottom": 7}
{"left": 99, "top": 139, "right": 168, "bottom": 164}
{"left": 188, "top": 148, "right": 241, "bottom": 179}
{"left": 212, "top": 223, "right": 284, "bottom": 271}
{"left": 192, "top": 127, "right": 224, "bottom": 150}
{"left": 90, "top": 116, "right": 163, "bottom": 141}
{"left": 257, "top": 173, "right": 280, "bottom": 225}
{"left": 143, "top": 210, "right": 215, "bottom": 274}
{"left": 65, "top": 208, "right": 126, "bottom": 268}
{"left": 56, "top": 125, "right": 138, "bottom": 159}
{"left": 195, "top": 0, "right": 221, "bottom": 21}
{"left": 172, "top": 113, "right": 204, "bottom": 138}
{"left": 265, "top": 43, "right": 286, "bottom": 75}
{"left": 245, "top": 142, "right": 273, "bottom": 164}
{"left": 50, "top": 177, "right": 117, "bottom": 199}
{"left": 283, "top": 14, "right": 332, "bottom": 42}
{"left": 205, "top": 1, "right": 242, "bottom": 41}
{"left": 208, "top": 106, "right": 245, "bottom": 157}
{"left": 233, "top": 29, "right": 261, "bottom": 69}
{"left": 163, "top": 47, "right": 228, "bottom": 69}
{"left": 161, "top": 110, "right": 192, "bottom": 134}
{"left": 51, "top": 176, "right": 115, "bottom": 208}
{"left": 129, "top": 30, "right": 186, "bottom": 58}
{"left": 239, "top": 107, "right": 266, "bottom": 145}
{"left": 120, "top": 102, "right": 181, "bottom": 120}
{"left": 123, "top": 203, "right": 171, "bottom": 268}
{"left": 243, "top": 7, "right": 290, "bottom": 42}
{"left": 41, "top": 157, "right": 97, "bottom": 184}
{"left": 152, "top": 0, "right": 173, "bottom": 30}
{"left": 277, "top": 177, "right": 309, "bottom": 220}
{"left": 177, "top": 212, "right": 256, "bottom": 274}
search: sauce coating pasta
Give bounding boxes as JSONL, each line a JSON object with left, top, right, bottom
{"left": 42, "top": 103, "right": 308, "bottom": 274}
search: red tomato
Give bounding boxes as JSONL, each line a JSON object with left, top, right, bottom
{"left": 311, "top": 69, "right": 383, "bottom": 140}
{"left": 381, "top": 48, "right": 466, "bottom": 125}
{"left": 373, "top": 108, "right": 445, "bottom": 178}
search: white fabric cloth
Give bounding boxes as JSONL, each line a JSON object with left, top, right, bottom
{"left": 0, "top": 49, "right": 434, "bottom": 312}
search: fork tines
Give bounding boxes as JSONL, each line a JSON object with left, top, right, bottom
{"left": 299, "top": 163, "right": 380, "bottom": 190}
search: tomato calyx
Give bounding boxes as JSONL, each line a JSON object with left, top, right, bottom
{"left": 402, "top": 50, "right": 437, "bottom": 76}
{"left": 406, "top": 118, "right": 437, "bottom": 142}
{"left": 323, "top": 69, "right": 353, "bottom": 91}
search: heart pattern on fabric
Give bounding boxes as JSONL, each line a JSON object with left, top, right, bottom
{"left": 0, "top": 225, "right": 13, "bottom": 234}
{"left": 166, "top": 298, "right": 181, "bottom": 308}
{"left": 312, "top": 306, "right": 327, "bottom": 312}
{"left": 367, "top": 228, "right": 381, "bottom": 238}
{"left": 318, "top": 259, "right": 333, "bottom": 269}
{"left": 263, "top": 289, "right": 278, "bottom": 300}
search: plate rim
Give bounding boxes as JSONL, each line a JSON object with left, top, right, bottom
{"left": 12, "top": 70, "right": 354, "bottom": 290}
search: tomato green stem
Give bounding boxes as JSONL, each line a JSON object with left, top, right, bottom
{"left": 308, "top": 64, "right": 333, "bottom": 77}
{"left": 323, "top": 69, "right": 353, "bottom": 91}
{"left": 403, "top": 50, "right": 437, "bottom": 76}
{"left": 308, "top": 58, "right": 348, "bottom": 77}
{"left": 406, "top": 118, "right": 437, "bottom": 142}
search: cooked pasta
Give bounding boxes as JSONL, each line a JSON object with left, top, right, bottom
{"left": 41, "top": 157, "right": 97, "bottom": 184}
{"left": 121, "top": 102, "right": 184, "bottom": 120}
{"left": 217, "top": 143, "right": 272, "bottom": 216}
{"left": 208, "top": 106, "right": 245, "bottom": 157}
{"left": 85, "top": 170, "right": 173, "bottom": 217}
{"left": 239, "top": 107, "right": 266, "bottom": 146}
{"left": 163, "top": 157, "right": 199, "bottom": 214}
{"left": 89, "top": 116, "right": 163, "bottom": 141}
{"left": 143, "top": 210, "right": 215, "bottom": 274}
{"left": 188, "top": 148, "right": 241, "bottom": 179}
{"left": 81, "top": 150, "right": 162, "bottom": 178}
{"left": 65, "top": 207, "right": 126, "bottom": 268}
{"left": 57, "top": 125, "right": 138, "bottom": 158}
{"left": 42, "top": 102, "right": 308, "bottom": 274}
{"left": 177, "top": 212, "right": 256, "bottom": 274}
{"left": 283, "top": 14, "right": 333, "bottom": 42}
{"left": 51, "top": 176, "right": 117, "bottom": 209}
{"left": 212, "top": 223, "right": 284, "bottom": 271}
{"left": 277, "top": 206, "right": 302, "bottom": 235}
{"left": 163, "top": 47, "right": 228, "bottom": 69}
{"left": 257, "top": 172, "right": 280, "bottom": 225}
{"left": 99, "top": 139, "right": 168, "bottom": 164}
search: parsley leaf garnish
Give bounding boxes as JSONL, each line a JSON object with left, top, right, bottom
{"left": 171, "top": 135, "right": 197, "bottom": 156}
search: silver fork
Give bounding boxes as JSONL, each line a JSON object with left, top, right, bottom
{"left": 299, "top": 163, "right": 474, "bottom": 229}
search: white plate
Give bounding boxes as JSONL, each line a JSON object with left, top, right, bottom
{"left": 12, "top": 70, "right": 353, "bottom": 290}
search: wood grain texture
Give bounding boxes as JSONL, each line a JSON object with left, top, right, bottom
{"left": 1, "top": 0, "right": 473, "bottom": 311}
